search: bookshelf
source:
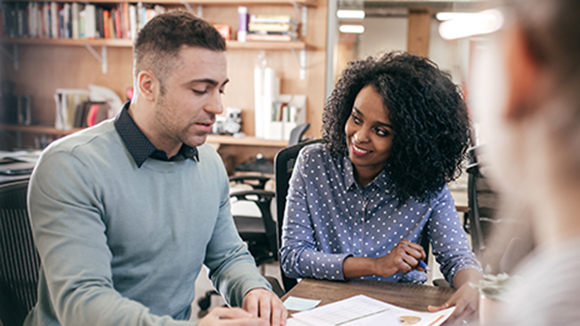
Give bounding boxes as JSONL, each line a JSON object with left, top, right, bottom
{"left": 8, "top": 0, "right": 317, "bottom": 5}
{"left": 0, "top": 124, "right": 287, "bottom": 147}
{"left": 1, "top": 37, "right": 308, "bottom": 50}
{"left": 0, "top": 0, "right": 328, "bottom": 167}
{"left": 0, "top": 124, "right": 81, "bottom": 135}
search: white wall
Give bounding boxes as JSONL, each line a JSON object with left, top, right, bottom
{"left": 356, "top": 16, "right": 470, "bottom": 87}
{"left": 358, "top": 17, "right": 408, "bottom": 59}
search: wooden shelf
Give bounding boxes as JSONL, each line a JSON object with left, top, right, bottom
{"left": 228, "top": 40, "right": 306, "bottom": 50}
{"left": 0, "top": 124, "right": 82, "bottom": 135}
{"left": 2, "top": 38, "right": 307, "bottom": 50}
{"left": 0, "top": 125, "right": 288, "bottom": 147}
{"left": 175, "top": 0, "right": 317, "bottom": 6}
{"left": 1, "top": 37, "right": 132, "bottom": 47}
{"left": 11, "top": 0, "right": 317, "bottom": 6}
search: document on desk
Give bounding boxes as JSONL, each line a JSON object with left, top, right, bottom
{"left": 288, "top": 294, "right": 455, "bottom": 326}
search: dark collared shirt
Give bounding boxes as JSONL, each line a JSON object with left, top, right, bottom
{"left": 114, "top": 102, "right": 198, "bottom": 168}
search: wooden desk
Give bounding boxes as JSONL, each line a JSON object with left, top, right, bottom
{"left": 282, "top": 278, "right": 455, "bottom": 313}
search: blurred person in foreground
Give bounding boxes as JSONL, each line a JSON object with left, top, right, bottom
{"left": 25, "top": 11, "right": 285, "bottom": 326}
{"left": 471, "top": 0, "right": 580, "bottom": 324}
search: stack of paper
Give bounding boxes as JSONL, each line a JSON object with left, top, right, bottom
{"left": 287, "top": 295, "right": 455, "bottom": 326}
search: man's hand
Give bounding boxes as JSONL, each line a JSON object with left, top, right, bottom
{"left": 197, "top": 307, "right": 269, "bottom": 326}
{"left": 242, "top": 288, "right": 288, "bottom": 326}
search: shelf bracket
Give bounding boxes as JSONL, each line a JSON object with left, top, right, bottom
{"left": 0, "top": 44, "right": 19, "bottom": 71}
{"left": 291, "top": 2, "right": 308, "bottom": 37}
{"left": 291, "top": 48, "right": 306, "bottom": 80}
{"left": 85, "top": 44, "right": 107, "bottom": 74}
{"left": 181, "top": 2, "right": 202, "bottom": 18}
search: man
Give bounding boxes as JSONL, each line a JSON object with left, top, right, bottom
{"left": 25, "top": 11, "right": 286, "bottom": 326}
{"left": 471, "top": 0, "right": 580, "bottom": 324}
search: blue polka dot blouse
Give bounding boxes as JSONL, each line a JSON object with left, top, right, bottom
{"left": 280, "top": 143, "right": 482, "bottom": 286}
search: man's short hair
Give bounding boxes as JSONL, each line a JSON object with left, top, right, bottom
{"left": 133, "top": 11, "right": 226, "bottom": 93}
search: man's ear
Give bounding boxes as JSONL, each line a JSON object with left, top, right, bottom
{"left": 137, "top": 70, "right": 157, "bottom": 102}
{"left": 504, "top": 24, "right": 541, "bottom": 120}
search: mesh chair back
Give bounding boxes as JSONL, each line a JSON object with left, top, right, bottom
{"left": 288, "top": 123, "right": 310, "bottom": 146}
{"left": 466, "top": 146, "right": 500, "bottom": 257}
{"left": 274, "top": 139, "right": 321, "bottom": 292}
{"left": 0, "top": 180, "right": 40, "bottom": 326}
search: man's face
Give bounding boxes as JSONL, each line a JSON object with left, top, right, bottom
{"left": 154, "top": 46, "right": 228, "bottom": 148}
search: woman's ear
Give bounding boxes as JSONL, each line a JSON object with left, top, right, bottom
{"left": 504, "top": 24, "right": 541, "bottom": 121}
{"left": 137, "top": 70, "right": 157, "bottom": 102}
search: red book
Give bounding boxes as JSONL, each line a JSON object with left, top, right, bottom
{"left": 114, "top": 8, "right": 122, "bottom": 39}
{"left": 122, "top": 2, "right": 130, "bottom": 39}
{"left": 103, "top": 9, "right": 110, "bottom": 39}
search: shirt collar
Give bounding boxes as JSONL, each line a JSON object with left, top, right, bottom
{"left": 342, "top": 155, "right": 392, "bottom": 193}
{"left": 114, "top": 102, "right": 199, "bottom": 168}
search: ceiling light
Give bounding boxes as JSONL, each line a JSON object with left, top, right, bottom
{"left": 436, "top": 12, "right": 477, "bottom": 21}
{"left": 339, "top": 24, "right": 365, "bottom": 34}
{"left": 337, "top": 9, "right": 365, "bottom": 19}
{"left": 438, "top": 9, "right": 504, "bottom": 40}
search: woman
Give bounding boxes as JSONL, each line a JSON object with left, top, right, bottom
{"left": 280, "top": 52, "right": 482, "bottom": 323}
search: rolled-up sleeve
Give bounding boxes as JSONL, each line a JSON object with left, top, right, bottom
{"left": 427, "top": 187, "right": 482, "bottom": 287}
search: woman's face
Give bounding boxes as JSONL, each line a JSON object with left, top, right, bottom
{"left": 345, "top": 85, "right": 394, "bottom": 182}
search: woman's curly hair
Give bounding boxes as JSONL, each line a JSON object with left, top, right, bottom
{"left": 322, "top": 51, "right": 472, "bottom": 203}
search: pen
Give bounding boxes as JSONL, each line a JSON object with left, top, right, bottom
{"left": 418, "top": 260, "right": 431, "bottom": 272}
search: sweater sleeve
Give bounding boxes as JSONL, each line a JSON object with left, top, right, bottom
{"left": 203, "top": 152, "right": 271, "bottom": 307}
{"left": 427, "top": 186, "right": 483, "bottom": 287}
{"left": 280, "top": 149, "right": 351, "bottom": 281}
{"left": 27, "top": 149, "right": 193, "bottom": 326}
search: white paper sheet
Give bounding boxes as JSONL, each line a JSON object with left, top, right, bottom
{"left": 283, "top": 296, "right": 321, "bottom": 311}
{"left": 289, "top": 294, "right": 455, "bottom": 326}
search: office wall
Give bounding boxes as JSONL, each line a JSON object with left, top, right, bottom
{"left": 357, "top": 16, "right": 470, "bottom": 87}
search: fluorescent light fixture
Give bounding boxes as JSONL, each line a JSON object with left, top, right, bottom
{"left": 337, "top": 9, "right": 365, "bottom": 19}
{"left": 436, "top": 12, "right": 477, "bottom": 21}
{"left": 339, "top": 24, "right": 365, "bottom": 34}
{"left": 439, "top": 9, "right": 504, "bottom": 40}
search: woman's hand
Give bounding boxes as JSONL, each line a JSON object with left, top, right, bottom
{"left": 343, "top": 239, "right": 427, "bottom": 279}
{"left": 428, "top": 269, "right": 482, "bottom": 325}
{"left": 374, "top": 239, "right": 427, "bottom": 278}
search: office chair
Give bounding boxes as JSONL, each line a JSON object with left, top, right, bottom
{"left": 288, "top": 123, "right": 310, "bottom": 146}
{"left": 465, "top": 145, "right": 534, "bottom": 274}
{"left": 0, "top": 179, "right": 41, "bottom": 326}
{"left": 274, "top": 139, "right": 322, "bottom": 293}
{"left": 197, "top": 176, "right": 282, "bottom": 317}
{"left": 466, "top": 146, "right": 494, "bottom": 257}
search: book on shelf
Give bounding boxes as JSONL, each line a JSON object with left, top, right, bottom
{"left": 17, "top": 95, "right": 32, "bottom": 126}
{"left": 121, "top": 2, "right": 129, "bottom": 39}
{"left": 250, "top": 14, "right": 298, "bottom": 26}
{"left": 248, "top": 22, "right": 297, "bottom": 33}
{"left": 84, "top": 4, "right": 96, "bottom": 39}
{"left": 0, "top": 1, "right": 166, "bottom": 41}
{"left": 246, "top": 33, "right": 297, "bottom": 42}
{"left": 54, "top": 89, "right": 90, "bottom": 130}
